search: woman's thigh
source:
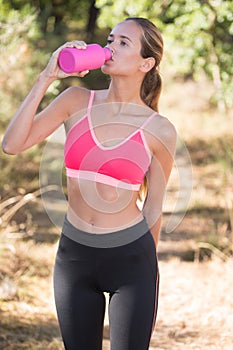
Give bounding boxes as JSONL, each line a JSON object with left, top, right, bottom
{"left": 53, "top": 235, "right": 106, "bottom": 350}
{"left": 107, "top": 231, "right": 159, "bottom": 350}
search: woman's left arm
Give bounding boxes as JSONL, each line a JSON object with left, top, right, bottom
{"left": 142, "top": 118, "right": 177, "bottom": 248}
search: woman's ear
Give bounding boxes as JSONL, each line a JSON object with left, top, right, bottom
{"left": 139, "top": 57, "right": 155, "bottom": 73}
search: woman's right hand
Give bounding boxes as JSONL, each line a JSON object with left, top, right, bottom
{"left": 42, "top": 40, "right": 90, "bottom": 80}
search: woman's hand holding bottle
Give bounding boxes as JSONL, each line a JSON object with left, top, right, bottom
{"left": 42, "top": 40, "right": 90, "bottom": 81}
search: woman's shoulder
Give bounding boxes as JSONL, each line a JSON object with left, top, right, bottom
{"left": 145, "top": 111, "right": 177, "bottom": 151}
{"left": 64, "top": 86, "right": 91, "bottom": 102}
{"left": 61, "top": 87, "right": 92, "bottom": 116}
{"left": 146, "top": 111, "right": 176, "bottom": 136}
{"left": 65, "top": 87, "right": 108, "bottom": 105}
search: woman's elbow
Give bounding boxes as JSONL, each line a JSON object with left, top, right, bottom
{"left": 1, "top": 139, "right": 20, "bottom": 155}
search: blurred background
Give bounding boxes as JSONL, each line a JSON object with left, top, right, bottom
{"left": 0, "top": 1, "right": 232, "bottom": 349}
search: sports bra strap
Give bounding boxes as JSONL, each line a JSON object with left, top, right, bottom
{"left": 140, "top": 112, "right": 157, "bottom": 129}
{"left": 87, "top": 90, "right": 95, "bottom": 110}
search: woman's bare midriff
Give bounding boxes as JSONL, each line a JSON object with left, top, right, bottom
{"left": 66, "top": 178, "right": 144, "bottom": 234}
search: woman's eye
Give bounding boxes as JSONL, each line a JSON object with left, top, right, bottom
{"left": 107, "top": 39, "right": 127, "bottom": 46}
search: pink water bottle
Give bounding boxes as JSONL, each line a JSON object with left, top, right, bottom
{"left": 58, "top": 43, "right": 112, "bottom": 73}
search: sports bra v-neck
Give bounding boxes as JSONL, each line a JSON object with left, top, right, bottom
{"left": 64, "top": 90, "right": 156, "bottom": 191}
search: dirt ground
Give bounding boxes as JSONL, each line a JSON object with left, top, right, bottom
{"left": 102, "top": 249, "right": 233, "bottom": 350}
{"left": 1, "top": 213, "right": 232, "bottom": 350}
{"left": 146, "top": 259, "right": 233, "bottom": 350}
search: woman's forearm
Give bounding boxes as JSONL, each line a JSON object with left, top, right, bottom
{"left": 2, "top": 71, "right": 54, "bottom": 154}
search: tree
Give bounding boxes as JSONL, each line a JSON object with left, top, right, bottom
{"left": 96, "top": 0, "right": 233, "bottom": 111}
{"left": 8, "top": 0, "right": 99, "bottom": 37}
{"left": 86, "top": 0, "right": 100, "bottom": 40}
{"left": 0, "top": 1, "right": 47, "bottom": 123}
{"left": 3, "top": 0, "right": 232, "bottom": 110}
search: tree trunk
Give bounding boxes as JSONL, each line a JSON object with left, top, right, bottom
{"left": 86, "top": 0, "right": 100, "bottom": 40}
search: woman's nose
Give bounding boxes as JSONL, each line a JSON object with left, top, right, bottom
{"left": 107, "top": 41, "right": 115, "bottom": 54}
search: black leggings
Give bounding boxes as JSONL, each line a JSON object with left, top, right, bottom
{"left": 54, "top": 217, "right": 159, "bottom": 350}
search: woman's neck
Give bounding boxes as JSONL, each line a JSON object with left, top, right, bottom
{"left": 106, "top": 77, "right": 145, "bottom": 105}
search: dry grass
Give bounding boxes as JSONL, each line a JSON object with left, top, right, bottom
{"left": 150, "top": 258, "right": 233, "bottom": 350}
{"left": 1, "top": 238, "right": 232, "bottom": 349}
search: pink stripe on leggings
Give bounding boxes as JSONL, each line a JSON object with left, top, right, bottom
{"left": 150, "top": 258, "right": 159, "bottom": 339}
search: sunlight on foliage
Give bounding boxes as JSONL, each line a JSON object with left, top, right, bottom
{"left": 96, "top": 0, "right": 233, "bottom": 111}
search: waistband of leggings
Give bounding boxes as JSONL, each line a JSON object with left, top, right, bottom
{"left": 61, "top": 215, "right": 150, "bottom": 248}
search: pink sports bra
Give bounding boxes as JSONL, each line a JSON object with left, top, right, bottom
{"left": 64, "top": 90, "right": 156, "bottom": 191}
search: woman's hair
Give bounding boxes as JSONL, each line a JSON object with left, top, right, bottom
{"left": 125, "top": 17, "right": 164, "bottom": 203}
{"left": 125, "top": 17, "right": 164, "bottom": 113}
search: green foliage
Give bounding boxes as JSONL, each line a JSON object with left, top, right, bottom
{"left": 96, "top": 0, "right": 233, "bottom": 110}
{"left": 0, "top": 1, "right": 51, "bottom": 124}
{"left": 163, "top": 0, "right": 233, "bottom": 110}
{"left": 0, "top": 0, "right": 232, "bottom": 125}
{"left": 9, "top": 0, "right": 91, "bottom": 35}
{"left": 96, "top": 0, "right": 157, "bottom": 27}
{"left": 0, "top": 0, "right": 103, "bottom": 126}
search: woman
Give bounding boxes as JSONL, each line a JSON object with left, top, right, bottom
{"left": 2, "top": 17, "right": 176, "bottom": 350}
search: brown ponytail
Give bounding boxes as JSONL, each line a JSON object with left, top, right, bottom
{"left": 125, "top": 17, "right": 164, "bottom": 112}
{"left": 141, "top": 67, "right": 162, "bottom": 112}
{"left": 125, "top": 17, "right": 164, "bottom": 202}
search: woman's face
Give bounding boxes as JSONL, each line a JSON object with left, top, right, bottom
{"left": 102, "top": 20, "right": 145, "bottom": 76}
